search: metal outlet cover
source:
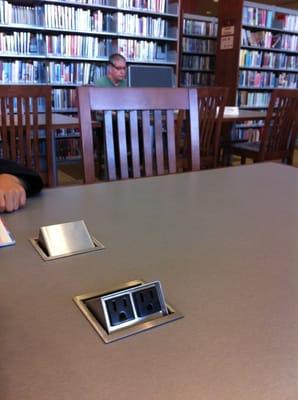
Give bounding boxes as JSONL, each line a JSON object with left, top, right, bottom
{"left": 30, "top": 220, "right": 104, "bottom": 261}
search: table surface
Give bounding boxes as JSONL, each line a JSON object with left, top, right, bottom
{"left": 2, "top": 108, "right": 265, "bottom": 130}
{"left": 52, "top": 113, "right": 79, "bottom": 128}
{"left": 1, "top": 163, "right": 298, "bottom": 400}
{"left": 223, "top": 107, "right": 266, "bottom": 122}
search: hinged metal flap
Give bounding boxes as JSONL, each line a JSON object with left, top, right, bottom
{"left": 38, "top": 220, "right": 95, "bottom": 257}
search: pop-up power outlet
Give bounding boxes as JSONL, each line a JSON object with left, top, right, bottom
{"left": 74, "top": 280, "right": 183, "bottom": 343}
{"left": 30, "top": 220, "right": 104, "bottom": 261}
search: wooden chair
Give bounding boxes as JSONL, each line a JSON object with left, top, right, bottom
{"left": 230, "top": 89, "right": 298, "bottom": 165}
{"left": 0, "top": 85, "right": 55, "bottom": 186}
{"left": 197, "top": 87, "right": 228, "bottom": 168}
{"left": 77, "top": 87, "right": 200, "bottom": 184}
{"left": 177, "top": 87, "right": 228, "bottom": 169}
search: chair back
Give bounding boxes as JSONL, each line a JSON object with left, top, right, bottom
{"left": 78, "top": 87, "right": 200, "bottom": 183}
{"left": 0, "top": 85, "right": 55, "bottom": 186}
{"left": 260, "top": 89, "right": 298, "bottom": 164}
{"left": 198, "top": 87, "right": 229, "bottom": 168}
{"left": 177, "top": 86, "right": 228, "bottom": 169}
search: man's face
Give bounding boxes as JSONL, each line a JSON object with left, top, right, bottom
{"left": 108, "top": 59, "right": 127, "bottom": 84}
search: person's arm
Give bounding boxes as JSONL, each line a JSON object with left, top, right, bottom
{"left": 0, "top": 159, "right": 43, "bottom": 212}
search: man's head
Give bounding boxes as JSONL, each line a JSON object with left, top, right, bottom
{"left": 107, "top": 53, "right": 127, "bottom": 86}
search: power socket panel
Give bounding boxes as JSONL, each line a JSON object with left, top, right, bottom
{"left": 75, "top": 280, "right": 183, "bottom": 343}
{"left": 132, "top": 285, "right": 163, "bottom": 317}
{"left": 105, "top": 294, "right": 134, "bottom": 326}
{"left": 86, "top": 281, "right": 170, "bottom": 334}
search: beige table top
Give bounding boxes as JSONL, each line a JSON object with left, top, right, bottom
{"left": 223, "top": 107, "right": 267, "bottom": 122}
{"left": 0, "top": 113, "right": 79, "bottom": 129}
{"left": 2, "top": 108, "right": 265, "bottom": 130}
{"left": 1, "top": 163, "right": 298, "bottom": 400}
{"left": 52, "top": 112, "right": 79, "bottom": 128}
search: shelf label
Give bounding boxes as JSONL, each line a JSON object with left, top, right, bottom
{"left": 221, "top": 25, "right": 235, "bottom": 36}
{"left": 220, "top": 35, "right": 234, "bottom": 50}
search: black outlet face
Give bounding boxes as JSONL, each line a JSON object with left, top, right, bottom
{"left": 133, "top": 286, "right": 162, "bottom": 317}
{"left": 105, "top": 295, "right": 134, "bottom": 326}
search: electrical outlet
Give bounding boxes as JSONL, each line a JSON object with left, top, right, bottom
{"left": 105, "top": 294, "right": 134, "bottom": 326}
{"left": 133, "top": 285, "right": 163, "bottom": 317}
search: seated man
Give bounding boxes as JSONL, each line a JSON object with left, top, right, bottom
{"left": 94, "top": 53, "right": 127, "bottom": 87}
{"left": 0, "top": 159, "right": 43, "bottom": 213}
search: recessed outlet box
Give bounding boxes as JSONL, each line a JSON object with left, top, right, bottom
{"left": 74, "top": 280, "right": 183, "bottom": 343}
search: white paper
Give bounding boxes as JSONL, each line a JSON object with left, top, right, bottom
{"left": 0, "top": 218, "right": 16, "bottom": 247}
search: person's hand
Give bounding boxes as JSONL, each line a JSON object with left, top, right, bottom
{"left": 0, "top": 174, "right": 26, "bottom": 212}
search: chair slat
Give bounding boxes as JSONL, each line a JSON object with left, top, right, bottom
{"left": 142, "top": 110, "right": 153, "bottom": 177}
{"left": 0, "top": 99, "right": 9, "bottom": 159}
{"left": 33, "top": 98, "right": 41, "bottom": 172}
{"left": 129, "top": 110, "right": 141, "bottom": 178}
{"left": 104, "top": 111, "right": 116, "bottom": 181}
{"left": 117, "top": 110, "right": 129, "bottom": 179}
{"left": 8, "top": 98, "right": 17, "bottom": 161}
{"left": 17, "top": 97, "right": 25, "bottom": 164}
{"left": 154, "top": 110, "right": 164, "bottom": 176}
{"left": 189, "top": 88, "right": 200, "bottom": 171}
{"left": 166, "top": 110, "right": 176, "bottom": 174}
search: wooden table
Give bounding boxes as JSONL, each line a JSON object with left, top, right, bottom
{"left": 0, "top": 113, "right": 79, "bottom": 130}
{"left": 52, "top": 113, "right": 79, "bottom": 129}
{"left": 1, "top": 163, "right": 298, "bottom": 400}
{"left": 51, "top": 108, "right": 267, "bottom": 130}
{"left": 223, "top": 106, "right": 266, "bottom": 122}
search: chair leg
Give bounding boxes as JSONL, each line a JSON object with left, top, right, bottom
{"left": 286, "top": 155, "right": 293, "bottom": 165}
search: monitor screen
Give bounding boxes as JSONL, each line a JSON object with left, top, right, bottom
{"left": 128, "top": 65, "right": 174, "bottom": 88}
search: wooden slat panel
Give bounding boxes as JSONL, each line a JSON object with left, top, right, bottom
{"left": 24, "top": 96, "right": 32, "bottom": 169}
{"left": 1, "top": 98, "right": 9, "bottom": 159}
{"left": 142, "top": 110, "right": 153, "bottom": 177}
{"left": 189, "top": 88, "right": 200, "bottom": 171}
{"left": 77, "top": 86, "right": 95, "bottom": 185}
{"left": 154, "top": 110, "right": 164, "bottom": 176}
{"left": 17, "top": 97, "right": 25, "bottom": 164}
{"left": 166, "top": 110, "right": 176, "bottom": 174}
{"left": 32, "top": 97, "right": 40, "bottom": 172}
{"left": 129, "top": 110, "right": 141, "bottom": 178}
{"left": 104, "top": 111, "right": 116, "bottom": 181}
{"left": 117, "top": 110, "right": 129, "bottom": 179}
{"left": 8, "top": 98, "right": 17, "bottom": 161}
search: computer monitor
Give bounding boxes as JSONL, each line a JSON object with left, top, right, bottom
{"left": 128, "top": 65, "right": 175, "bottom": 87}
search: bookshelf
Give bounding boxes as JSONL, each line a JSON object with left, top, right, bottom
{"left": 238, "top": 1, "right": 298, "bottom": 108}
{"left": 215, "top": 0, "right": 298, "bottom": 142}
{"left": 0, "top": 0, "right": 181, "bottom": 164}
{"left": 180, "top": 13, "right": 218, "bottom": 87}
{"left": 237, "top": 1, "right": 298, "bottom": 141}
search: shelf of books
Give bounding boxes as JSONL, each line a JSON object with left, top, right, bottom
{"left": 0, "top": 0, "right": 181, "bottom": 162}
{"left": 180, "top": 13, "right": 218, "bottom": 87}
{"left": 235, "top": 1, "right": 298, "bottom": 141}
